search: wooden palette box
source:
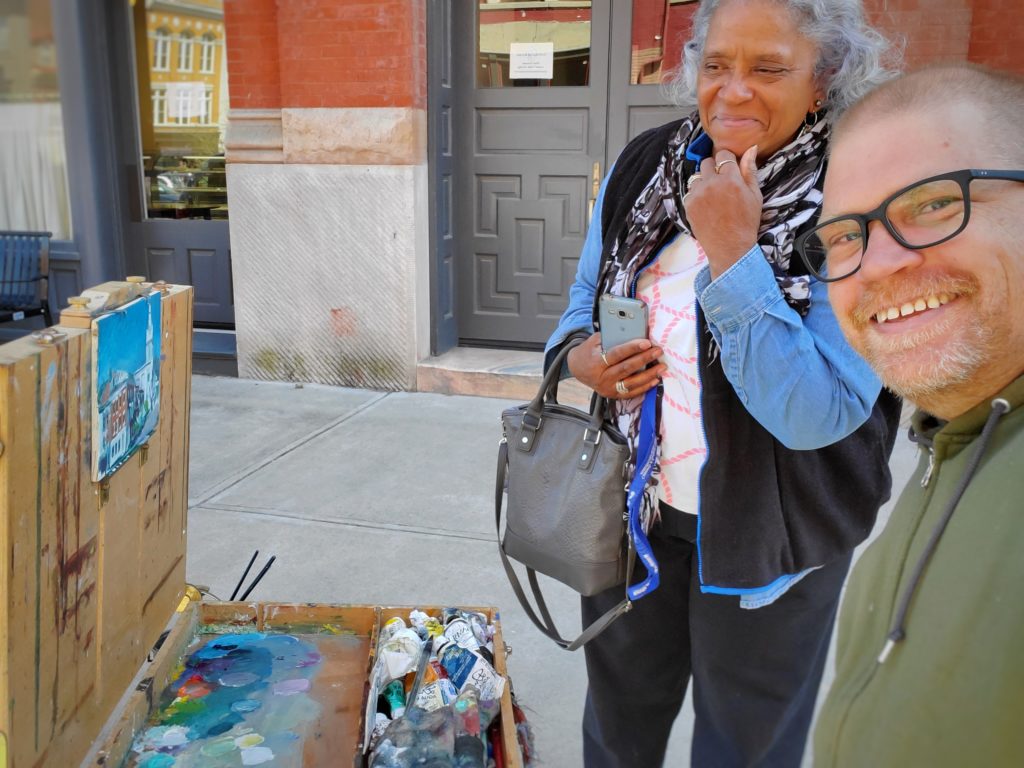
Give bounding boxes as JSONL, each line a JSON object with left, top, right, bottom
{"left": 85, "top": 601, "right": 524, "bottom": 768}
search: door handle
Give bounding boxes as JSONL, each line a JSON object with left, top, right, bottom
{"left": 587, "top": 161, "right": 601, "bottom": 224}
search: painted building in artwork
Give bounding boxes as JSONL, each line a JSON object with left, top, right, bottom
{"left": 1, "top": 0, "right": 1022, "bottom": 388}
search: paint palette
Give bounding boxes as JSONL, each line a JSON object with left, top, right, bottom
{"left": 85, "top": 602, "right": 522, "bottom": 768}
{"left": 124, "top": 632, "right": 364, "bottom": 767}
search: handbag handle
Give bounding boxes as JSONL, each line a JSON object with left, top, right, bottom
{"left": 522, "top": 338, "right": 607, "bottom": 448}
{"left": 495, "top": 439, "right": 634, "bottom": 651}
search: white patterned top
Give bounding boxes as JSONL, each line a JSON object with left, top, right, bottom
{"left": 635, "top": 232, "right": 708, "bottom": 514}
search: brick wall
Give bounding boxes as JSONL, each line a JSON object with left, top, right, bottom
{"left": 864, "top": 0, "right": 1022, "bottom": 75}
{"left": 223, "top": 0, "right": 427, "bottom": 110}
{"left": 864, "top": 0, "right": 973, "bottom": 69}
{"left": 967, "top": 0, "right": 1024, "bottom": 74}
{"left": 223, "top": 0, "right": 280, "bottom": 109}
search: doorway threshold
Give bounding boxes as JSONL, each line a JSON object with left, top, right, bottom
{"left": 193, "top": 328, "right": 238, "bottom": 377}
{"left": 416, "top": 346, "right": 590, "bottom": 404}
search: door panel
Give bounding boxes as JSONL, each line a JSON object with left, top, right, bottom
{"left": 455, "top": 3, "right": 610, "bottom": 347}
{"left": 447, "top": 1, "right": 692, "bottom": 348}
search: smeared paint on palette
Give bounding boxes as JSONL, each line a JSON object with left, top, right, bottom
{"left": 126, "top": 631, "right": 370, "bottom": 767}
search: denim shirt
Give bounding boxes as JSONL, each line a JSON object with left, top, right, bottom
{"left": 546, "top": 166, "right": 882, "bottom": 451}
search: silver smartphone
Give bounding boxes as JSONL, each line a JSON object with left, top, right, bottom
{"left": 599, "top": 294, "right": 649, "bottom": 352}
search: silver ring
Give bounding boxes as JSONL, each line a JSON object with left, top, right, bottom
{"left": 600, "top": 351, "right": 610, "bottom": 366}
{"left": 615, "top": 380, "right": 629, "bottom": 395}
{"left": 715, "top": 158, "right": 737, "bottom": 173}
{"left": 686, "top": 173, "right": 703, "bottom": 191}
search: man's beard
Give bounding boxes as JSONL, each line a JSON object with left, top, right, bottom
{"left": 844, "top": 272, "right": 995, "bottom": 403}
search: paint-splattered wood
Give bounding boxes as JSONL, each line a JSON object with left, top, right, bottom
{"left": 0, "top": 285, "right": 193, "bottom": 768}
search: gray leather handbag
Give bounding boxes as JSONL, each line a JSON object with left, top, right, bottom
{"left": 496, "top": 339, "right": 637, "bottom": 650}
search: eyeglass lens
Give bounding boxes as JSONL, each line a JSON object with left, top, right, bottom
{"left": 803, "top": 177, "right": 968, "bottom": 279}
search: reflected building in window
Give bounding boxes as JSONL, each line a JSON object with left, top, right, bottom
{"left": 140, "top": 0, "right": 229, "bottom": 220}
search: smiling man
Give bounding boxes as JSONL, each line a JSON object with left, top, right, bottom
{"left": 803, "top": 64, "right": 1024, "bottom": 766}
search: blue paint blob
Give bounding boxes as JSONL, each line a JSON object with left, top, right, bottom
{"left": 139, "top": 754, "right": 176, "bottom": 768}
{"left": 127, "top": 633, "right": 323, "bottom": 767}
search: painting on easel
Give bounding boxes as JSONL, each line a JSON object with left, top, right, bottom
{"left": 92, "top": 291, "right": 162, "bottom": 481}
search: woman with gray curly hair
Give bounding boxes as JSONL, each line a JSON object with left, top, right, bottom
{"left": 543, "top": 0, "right": 901, "bottom": 765}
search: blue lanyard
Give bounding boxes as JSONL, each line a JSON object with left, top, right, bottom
{"left": 625, "top": 387, "right": 660, "bottom": 601}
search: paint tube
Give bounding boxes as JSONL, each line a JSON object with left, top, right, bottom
{"left": 382, "top": 679, "right": 407, "bottom": 719}
{"left": 408, "top": 609, "right": 430, "bottom": 639}
{"left": 464, "top": 611, "right": 492, "bottom": 647}
{"left": 437, "top": 644, "right": 506, "bottom": 702}
{"left": 423, "top": 617, "right": 445, "bottom": 639}
{"left": 381, "top": 616, "right": 407, "bottom": 642}
{"left": 441, "top": 607, "right": 461, "bottom": 625}
{"left": 409, "top": 678, "right": 459, "bottom": 712}
{"left": 442, "top": 618, "right": 481, "bottom": 653}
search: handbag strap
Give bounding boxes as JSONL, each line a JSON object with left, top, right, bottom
{"left": 526, "top": 338, "right": 608, "bottom": 437}
{"left": 495, "top": 439, "right": 635, "bottom": 651}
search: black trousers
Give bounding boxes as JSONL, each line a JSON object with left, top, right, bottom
{"left": 581, "top": 509, "right": 851, "bottom": 768}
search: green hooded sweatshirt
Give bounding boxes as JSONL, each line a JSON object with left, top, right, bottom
{"left": 815, "top": 375, "right": 1024, "bottom": 767}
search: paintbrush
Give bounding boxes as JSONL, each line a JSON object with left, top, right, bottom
{"left": 404, "top": 637, "right": 434, "bottom": 709}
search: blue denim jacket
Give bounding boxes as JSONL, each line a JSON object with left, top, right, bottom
{"left": 546, "top": 151, "right": 883, "bottom": 606}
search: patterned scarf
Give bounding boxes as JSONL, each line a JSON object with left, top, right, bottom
{"left": 598, "top": 111, "right": 830, "bottom": 530}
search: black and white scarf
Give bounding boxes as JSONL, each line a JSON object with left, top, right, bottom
{"left": 598, "top": 111, "right": 830, "bottom": 529}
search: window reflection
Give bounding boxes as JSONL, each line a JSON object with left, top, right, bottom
{"left": 135, "top": 0, "right": 229, "bottom": 220}
{"left": 478, "top": 1, "right": 592, "bottom": 87}
{"left": 630, "top": 0, "right": 699, "bottom": 85}
{"left": 0, "top": 0, "right": 73, "bottom": 239}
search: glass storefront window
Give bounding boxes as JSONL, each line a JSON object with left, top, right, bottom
{"left": 630, "top": 0, "right": 699, "bottom": 85}
{"left": 0, "top": 0, "right": 73, "bottom": 240}
{"left": 478, "top": 1, "right": 592, "bottom": 87}
{"left": 134, "top": 0, "right": 229, "bottom": 221}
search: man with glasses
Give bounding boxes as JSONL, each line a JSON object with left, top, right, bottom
{"left": 809, "top": 64, "right": 1024, "bottom": 766}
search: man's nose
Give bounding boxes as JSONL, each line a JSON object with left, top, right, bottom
{"left": 856, "top": 220, "right": 925, "bottom": 282}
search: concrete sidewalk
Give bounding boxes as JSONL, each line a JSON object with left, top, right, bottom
{"left": 186, "top": 375, "right": 918, "bottom": 767}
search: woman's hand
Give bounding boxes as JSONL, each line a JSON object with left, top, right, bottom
{"left": 683, "top": 145, "right": 762, "bottom": 280}
{"left": 567, "top": 333, "right": 665, "bottom": 399}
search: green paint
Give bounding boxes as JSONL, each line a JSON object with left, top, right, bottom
{"left": 199, "top": 738, "right": 237, "bottom": 757}
{"left": 163, "top": 696, "right": 207, "bottom": 724}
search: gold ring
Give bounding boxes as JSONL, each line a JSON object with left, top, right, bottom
{"left": 601, "top": 351, "right": 610, "bottom": 366}
{"left": 615, "top": 380, "right": 629, "bottom": 395}
{"left": 715, "top": 158, "right": 737, "bottom": 173}
{"left": 686, "top": 173, "right": 703, "bottom": 191}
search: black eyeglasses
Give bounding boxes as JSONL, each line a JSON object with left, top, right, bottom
{"left": 795, "top": 168, "right": 1024, "bottom": 282}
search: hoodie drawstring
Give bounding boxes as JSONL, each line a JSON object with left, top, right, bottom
{"left": 878, "top": 397, "right": 1012, "bottom": 664}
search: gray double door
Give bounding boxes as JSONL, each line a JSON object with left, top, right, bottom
{"left": 452, "top": 3, "right": 681, "bottom": 348}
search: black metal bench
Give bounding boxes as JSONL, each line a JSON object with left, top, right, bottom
{"left": 0, "top": 230, "right": 53, "bottom": 326}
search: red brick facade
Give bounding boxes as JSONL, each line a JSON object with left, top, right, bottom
{"left": 967, "top": 0, "right": 1024, "bottom": 73}
{"left": 222, "top": 1, "right": 1021, "bottom": 113}
{"left": 224, "top": 0, "right": 426, "bottom": 110}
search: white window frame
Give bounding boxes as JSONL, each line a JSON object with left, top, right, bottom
{"left": 153, "top": 29, "right": 170, "bottom": 72}
{"left": 152, "top": 86, "right": 168, "bottom": 125}
{"left": 201, "top": 87, "right": 214, "bottom": 125}
{"left": 200, "top": 34, "right": 216, "bottom": 74}
{"left": 177, "top": 32, "right": 194, "bottom": 72}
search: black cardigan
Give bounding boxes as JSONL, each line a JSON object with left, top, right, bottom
{"left": 597, "top": 120, "right": 902, "bottom": 589}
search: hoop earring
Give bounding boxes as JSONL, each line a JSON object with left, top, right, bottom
{"left": 799, "top": 108, "right": 821, "bottom": 137}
